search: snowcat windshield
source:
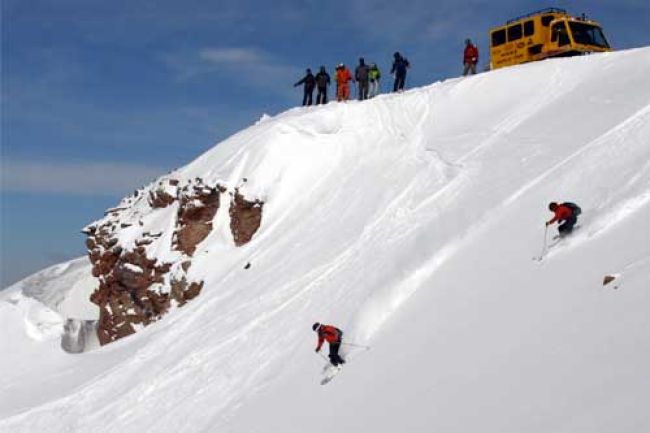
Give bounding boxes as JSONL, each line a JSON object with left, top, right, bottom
{"left": 568, "top": 22, "right": 609, "bottom": 48}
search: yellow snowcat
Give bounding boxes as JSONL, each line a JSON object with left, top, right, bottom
{"left": 489, "top": 8, "right": 612, "bottom": 70}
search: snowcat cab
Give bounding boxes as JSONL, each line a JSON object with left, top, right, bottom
{"left": 489, "top": 8, "right": 611, "bottom": 70}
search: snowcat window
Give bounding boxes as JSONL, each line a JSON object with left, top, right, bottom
{"left": 492, "top": 29, "right": 506, "bottom": 46}
{"left": 524, "top": 20, "right": 534, "bottom": 36}
{"left": 568, "top": 22, "right": 610, "bottom": 48}
{"left": 551, "top": 22, "right": 570, "bottom": 46}
{"left": 541, "top": 15, "right": 555, "bottom": 26}
{"left": 508, "top": 23, "right": 522, "bottom": 41}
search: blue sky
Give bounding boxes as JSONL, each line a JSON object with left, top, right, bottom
{"left": 1, "top": 0, "right": 649, "bottom": 287}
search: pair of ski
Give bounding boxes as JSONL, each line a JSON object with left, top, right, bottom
{"left": 320, "top": 363, "right": 343, "bottom": 385}
{"left": 318, "top": 343, "right": 370, "bottom": 385}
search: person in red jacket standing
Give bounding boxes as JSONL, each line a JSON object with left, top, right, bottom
{"left": 546, "top": 202, "right": 581, "bottom": 236}
{"left": 463, "top": 39, "right": 479, "bottom": 76}
{"left": 313, "top": 322, "right": 346, "bottom": 366}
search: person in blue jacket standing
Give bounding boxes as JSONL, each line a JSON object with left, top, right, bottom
{"left": 390, "top": 52, "right": 410, "bottom": 92}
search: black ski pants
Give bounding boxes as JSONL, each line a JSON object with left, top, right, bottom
{"left": 316, "top": 86, "right": 328, "bottom": 104}
{"left": 303, "top": 86, "right": 314, "bottom": 106}
{"left": 558, "top": 215, "right": 577, "bottom": 235}
{"left": 328, "top": 341, "right": 345, "bottom": 366}
{"left": 357, "top": 79, "right": 369, "bottom": 100}
{"left": 393, "top": 74, "right": 406, "bottom": 92}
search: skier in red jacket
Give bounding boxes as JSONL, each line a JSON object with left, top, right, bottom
{"left": 546, "top": 202, "right": 581, "bottom": 236}
{"left": 313, "top": 322, "right": 346, "bottom": 366}
{"left": 463, "top": 39, "right": 479, "bottom": 76}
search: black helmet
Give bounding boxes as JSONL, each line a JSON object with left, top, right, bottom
{"left": 394, "top": 51, "right": 400, "bottom": 58}
{"left": 312, "top": 322, "right": 321, "bottom": 331}
{"left": 548, "top": 202, "right": 558, "bottom": 211}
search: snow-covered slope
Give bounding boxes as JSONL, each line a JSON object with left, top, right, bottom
{"left": 1, "top": 48, "right": 649, "bottom": 432}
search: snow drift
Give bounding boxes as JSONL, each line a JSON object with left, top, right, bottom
{"left": 1, "top": 47, "right": 649, "bottom": 433}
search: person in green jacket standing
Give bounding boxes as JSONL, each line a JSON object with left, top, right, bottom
{"left": 368, "top": 63, "right": 381, "bottom": 98}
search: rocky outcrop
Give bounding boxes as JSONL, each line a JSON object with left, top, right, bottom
{"left": 88, "top": 230, "right": 174, "bottom": 345}
{"left": 229, "top": 189, "right": 264, "bottom": 246}
{"left": 173, "top": 182, "right": 222, "bottom": 256}
{"left": 148, "top": 188, "right": 175, "bottom": 209}
{"left": 83, "top": 177, "right": 265, "bottom": 346}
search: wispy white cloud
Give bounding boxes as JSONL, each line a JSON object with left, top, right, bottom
{"left": 162, "top": 46, "right": 301, "bottom": 98}
{"left": 1, "top": 161, "right": 165, "bottom": 196}
{"left": 199, "top": 47, "right": 266, "bottom": 64}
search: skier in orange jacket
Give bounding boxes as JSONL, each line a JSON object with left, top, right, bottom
{"left": 335, "top": 64, "right": 353, "bottom": 102}
{"left": 313, "top": 322, "right": 346, "bottom": 366}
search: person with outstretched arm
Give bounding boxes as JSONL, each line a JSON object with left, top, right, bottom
{"left": 294, "top": 68, "right": 316, "bottom": 106}
{"left": 546, "top": 201, "right": 581, "bottom": 236}
{"left": 313, "top": 322, "right": 346, "bottom": 366}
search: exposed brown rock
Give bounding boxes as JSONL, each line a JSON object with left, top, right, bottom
{"left": 170, "top": 276, "right": 204, "bottom": 307}
{"left": 87, "top": 224, "right": 175, "bottom": 345}
{"left": 135, "top": 238, "right": 153, "bottom": 247}
{"left": 148, "top": 189, "right": 176, "bottom": 208}
{"left": 176, "top": 224, "right": 212, "bottom": 256}
{"left": 173, "top": 184, "right": 221, "bottom": 256}
{"left": 229, "top": 190, "right": 264, "bottom": 246}
{"left": 603, "top": 275, "right": 616, "bottom": 286}
{"left": 104, "top": 207, "right": 127, "bottom": 216}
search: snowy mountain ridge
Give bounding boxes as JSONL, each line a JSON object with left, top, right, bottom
{"left": 1, "top": 47, "right": 650, "bottom": 432}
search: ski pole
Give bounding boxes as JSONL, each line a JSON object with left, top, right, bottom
{"left": 536, "top": 225, "right": 549, "bottom": 260}
{"left": 341, "top": 342, "right": 370, "bottom": 350}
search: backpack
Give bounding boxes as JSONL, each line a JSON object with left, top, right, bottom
{"left": 562, "top": 202, "right": 582, "bottom": 217}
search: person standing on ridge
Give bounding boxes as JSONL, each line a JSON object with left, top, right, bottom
{"left": 546, "top": 201, "right": 581, "bottom": 236}
{"left": 368, "top": 63, "right": 381, "bottom": 97}
{"left": 313, "top": 322, "right": 346, "bottom": 366}
{"left": 390, "top": 52, "right": 410, "bottom": 92}
{"left": 315, "top": 66, "right": 331, "bottom": 105}
{"left": 335, "top": 63, "right": 353, "bottom": 102}
{"left": 355, "top": 57, "right": 370, "bottom": 101}
{"left": 463, "top": 39, "right": 479, "bottom": 76}
{"left": 294, "top": 68, "right": 316, "bottom": 106}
